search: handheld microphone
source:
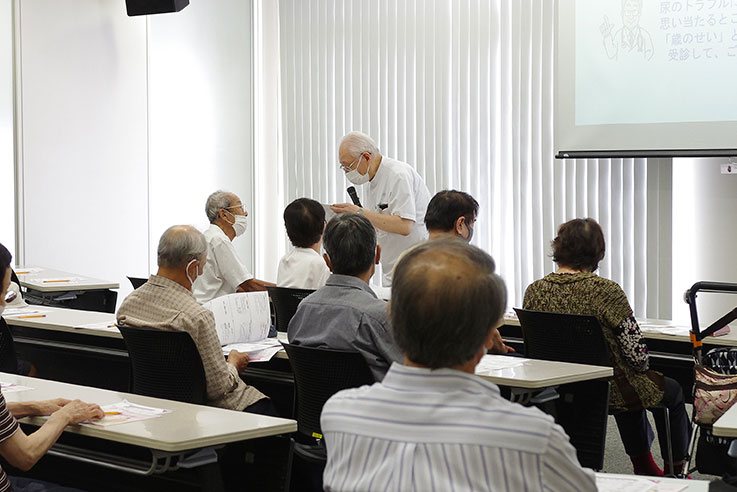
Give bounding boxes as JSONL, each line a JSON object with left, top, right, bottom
{"left": 347, "top": 186, "right": 363, "bottom": 208}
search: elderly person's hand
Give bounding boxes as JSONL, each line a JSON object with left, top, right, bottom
{"left": 331, "top": 203, "right": 361, "bottom": 214}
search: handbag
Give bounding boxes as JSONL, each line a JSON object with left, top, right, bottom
{"left": 694, "top": 364, "right": 737, "bottom": 426}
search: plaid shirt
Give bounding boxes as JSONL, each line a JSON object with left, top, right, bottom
{"left": 117, "top": 274, "right": 265, "bottom": 410}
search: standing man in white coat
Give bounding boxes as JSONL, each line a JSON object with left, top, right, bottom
{"left": 331, "top": 131, "right": 431, "bottom": 286}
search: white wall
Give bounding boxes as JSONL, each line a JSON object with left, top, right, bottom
{"left": 672, "top": 158, "right": 737, "bottom": 325}
{"left": 13, "top": 0, "right": 255, "bottom": 305}
{"left": 16, "top": 0, "right": 149, "bottom": 299}
{"left": 0, "top": 0, "right": 13, "bottom": 258}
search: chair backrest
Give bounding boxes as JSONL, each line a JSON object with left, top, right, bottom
{"left": 127, "top": 276, "right": 147, "bottom": 289}
{"left": 118, "top": 325, "right": 207, "bottom": 404}
{"left": 514, "top": 308, "right": 612, "bottom": 471}
{"left": 0, "top": 319, "right": 19, "bottom": 374}
{"left": 282, "top": 343, "right": 374, "bottom": 438}
{"left": 266, "top": 286, "right": 315, "bottom": 332}
{"left": 514, "top": 308, "right": 612, "bottom": 366}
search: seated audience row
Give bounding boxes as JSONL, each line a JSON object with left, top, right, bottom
{"left": 0, "top": 243, "right": 105, "bottom": 492}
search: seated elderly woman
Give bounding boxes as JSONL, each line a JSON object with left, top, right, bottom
{"left": 523, "top": 218, "right": 690, "bottom": 477}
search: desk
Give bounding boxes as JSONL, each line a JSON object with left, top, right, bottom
{"left": 5, "top": 306, "right": 129, "bottom": 391}
{"left": 16, "top": 266, "right": 120, "bottom": 314}
{"left": 474, "top": 354, "right": 613, "bottom": 388}
{"left": 712, "top": 402, "right": 737, "bottom": 438}
{"left": 595, "top": 472, "right": 709, "bottom": 491}
{"left": 0, "top": 372, "right": 296, "bottom": 491}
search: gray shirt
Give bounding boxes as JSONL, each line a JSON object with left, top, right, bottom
{"left": 287, "top": 274, "right": 402, "bottom": 381}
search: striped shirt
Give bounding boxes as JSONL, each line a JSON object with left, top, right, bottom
{"left": 321, "top": 363, "right": 596, "bottom": 492}
{"left": 118, "top": 274, "right": 266, "bottom": 410}
{"left": 0, "top": 391, "right": 20, "bottom": 492}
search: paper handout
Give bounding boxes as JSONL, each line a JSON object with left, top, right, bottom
{"left": 203, "top": 291, "right": 271, "bottom": 346}
{"left": 90, "top": 399, "right": 171, "bottom": 427}
{"left": 223, "top": 338, "right": 284, "bottom": 362}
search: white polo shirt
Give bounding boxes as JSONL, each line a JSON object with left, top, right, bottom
{"left": 276, "top": 247, "right": 331, "bottom": 290}
{"left": 365, "top": 156, "right": 430, "bottom": 286}
{"left": 192, "top": 224, "right": 253, "bottom": 304}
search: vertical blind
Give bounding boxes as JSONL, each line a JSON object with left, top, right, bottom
{"left": 277, "top": 0, "right": 666, "bottom": 316}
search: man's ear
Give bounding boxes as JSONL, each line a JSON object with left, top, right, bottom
{"left": 375, "top": 244, "right": 381, "bottom": 265}
{"left": 454, "top": 216, "right": 466, "bottom": 235}
{"left": 323, "top": 253, "right": 333, "bottom": 272}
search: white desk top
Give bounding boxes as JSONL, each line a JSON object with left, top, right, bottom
{"left": 504, "top": 313, "right": 737, "bottom": 347}
{"left": 0, "top": 373, "right": 296, "bottom": 452}
{"left": 595, "top": 472, "right": 708, "bottom": 491}
{"left": 474, "top": 355, "right": 613, "bottom": 388}
{"left": 711, "top": 401, "right": 737, "bottom": 437}
{"left": 15, "top": 266, "right": 119, "bottom": 292}
{"left": 4, "top": 305, "right": 122, "bottom": 339}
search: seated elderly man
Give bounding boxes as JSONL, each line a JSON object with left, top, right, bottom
{"left": 117, "top": 226, "right": 276, "bottom": 415}
{"left": 287, "top": 214, "right": 402, "bottom": 381}
{"left": 321, "top": 240, "right": 596, "bottom": 491}
{"left": 0, "top": 242, "right": 104, "bottom": 492}
{"left": 193, "top": 190, "right": 274, "bottom": 304}
{"left": 425, "top": 189, "right": 479, "bottom": 241}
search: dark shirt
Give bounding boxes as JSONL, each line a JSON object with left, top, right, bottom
{"left": 287, "top": 274, "right": 402, "bottom": 381}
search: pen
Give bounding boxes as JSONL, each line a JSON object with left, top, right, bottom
{"left": 43, "top": 279, "right": 70, "bottom": 283}
{"left": 104, "top": 412, "right": 121, "bottom": 416}
{"left": 18, "top": 314, "right": 46, "bottom": 319}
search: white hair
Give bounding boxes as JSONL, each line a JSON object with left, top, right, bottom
{"left": 205, "top": 190, "right": 236, "bottom": 223}
{"left": 157, "top": 225, "right": 207, "bottom": 268}
{"left": 340, "top": 131, "right": 380, "bottom": 158}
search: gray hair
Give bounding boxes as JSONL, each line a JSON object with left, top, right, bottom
{"left": 157, "top": 225, "right": 208, "bottom": 269}
{"left": 340, "top": 131, "right": 380, "bottom": 158}
{"left": 205, "top": 190, "right": 236, "bottom": 223}
{"left": 391, "top": 240, "right": 507, "bottom": 368}
{"left": 323, "top": 213, "right": 377, "bottom": 276}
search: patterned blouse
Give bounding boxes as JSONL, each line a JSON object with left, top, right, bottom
{"left": 0, "top": 391, "right": 20, "bottom": 492}
{"left": 523, "top": 272, "right": 663, "bottom": 410}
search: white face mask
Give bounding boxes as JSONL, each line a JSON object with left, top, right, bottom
{"left": 225, "top": 210, "right": 248, "bottom": 237}
{"left": 345, "top": 155, "right": 370, "bottom": 185}
{"left": 185, "top": 258, "right": 202, "bottom": 288}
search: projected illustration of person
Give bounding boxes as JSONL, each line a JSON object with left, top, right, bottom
{"left": 600, "top": 0, "right": 654, "bottom": 61}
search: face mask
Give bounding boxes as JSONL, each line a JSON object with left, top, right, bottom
{"left": 225, "top": 210, "right": 248, "bottom": 237}
{"left": 185, "top": 258, "right": 201, "bottom": 287}
{"left": 345, "top": 155, "right": 370, "bottom": 185}
{"left": 459, "top": 220, "right": 474, "bottom": 243}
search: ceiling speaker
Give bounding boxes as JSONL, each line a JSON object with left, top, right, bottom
{"left": 126, "top": 0, "right": 190, "bottom": 16}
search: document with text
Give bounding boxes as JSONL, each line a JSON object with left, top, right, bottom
{"left": 203, "top": 291, "right": 271, "bottom": 346}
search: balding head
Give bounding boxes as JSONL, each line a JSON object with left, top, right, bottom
{"left": 157, "top": 225, "right": 207, "bottom": 269}
{"left": 391, "top": 240, "right": 507, "bottom": 368}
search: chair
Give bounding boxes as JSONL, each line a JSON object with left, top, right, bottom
{"left": 266, "top": 286, "right": 315, "bottom": 332}
{"left": 515, "top": 308, "right": 675, "bottom": 473}
{"left": 514, "top": 308, "right": 615, "bottom": 471}
{"left": 118, "top": 325, "right": 207, "bottom": 404}
{"left": 282, "top": 343, "right": 375, "bottom": 491}
{"left": 0, "top": 318, "right": 20, "bottom": 374}
{"left": 127, "top": 276, "right": 147, "bottom": 289}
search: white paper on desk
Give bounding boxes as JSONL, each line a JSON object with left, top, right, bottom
{"left": 596, "top": 475, "right": 686, "bottom": 492}
{"left": 0, "top": 382, "right": 34, "bottom": 393}
{"left": 73, "top": 321, "right": 120, "bottom": 333}
{"left": 90, "top": 400, "right": 171, "bottom": 427}
{"left": 1, "top": 308, "right": 41, "bottom": 318}
{"left": 203, "top": 292, "right": 271, "bottom": 346}
{"left": 639, "top": 324, "right": 691, "bottom": 337}
{"left": 223, "top": 338, "right": 283, "bottom": 362}
{"left": 35, "top": 277, "right": 85, "bottom": 284}
{"left": 475, "top": 355, "right": 529, "bottom": 373}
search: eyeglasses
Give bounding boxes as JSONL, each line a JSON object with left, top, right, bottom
{"left": 339, "top": 158, "right": 360, "bottom": 172}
